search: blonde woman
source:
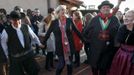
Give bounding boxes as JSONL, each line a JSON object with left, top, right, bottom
{"left": 42, "top": 5, "right": 85, "bottom": 75}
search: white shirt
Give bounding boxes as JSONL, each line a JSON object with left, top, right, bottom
{"left": 1, "top": 24, "right": 42, "bottom": 58}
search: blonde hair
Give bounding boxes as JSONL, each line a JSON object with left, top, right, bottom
{"left": 55, "top": 5, "right": 68, "bottom": 19}
{"left": 55, "top": 5, "right": 66, "bottom": 14}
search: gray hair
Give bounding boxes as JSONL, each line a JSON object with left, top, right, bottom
{"left": 126, "top": 10, "right": 134, "bottom": 18}
{"left": 55, "top": 5, "right": 68, "bottom": 18}
{"left": 55, "top": 5, "right": 66, "bottom": 14}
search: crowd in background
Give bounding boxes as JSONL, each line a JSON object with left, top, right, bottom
{"left": 0, "top": 0, "right": 134, "bottom": 75}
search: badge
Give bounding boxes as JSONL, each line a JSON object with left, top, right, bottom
{"left": 106, "top": 41, "right": 110, "bottom": 45}
{"left": 64, "top": 41, "right": 68, "bottom": 45}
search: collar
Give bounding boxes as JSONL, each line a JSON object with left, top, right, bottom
{"left": 11, "top": 24, "right": 21, "bottom": 30}
{"left": 98, "top": 13, "right": 112, "bottom": 22}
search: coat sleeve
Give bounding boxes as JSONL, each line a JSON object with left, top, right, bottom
{"left": 82, "top": 18, "right": 94, "bottom": 42}
{"left": 43, "top": 20, "right": 54, "bottom": 44}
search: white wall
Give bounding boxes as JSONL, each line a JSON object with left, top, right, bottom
{"left": 49, "top": 0, "right": 59, "bottom": 9}
{"left": 0, "top": 0, "right": 48, "bottom": 16}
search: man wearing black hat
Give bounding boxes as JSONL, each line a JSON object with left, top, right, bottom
{"left": 83, "top": 0, "right": 123, "bottom": 75}
{"left": 0, "top": 11, "right": 44, "bottom": 75}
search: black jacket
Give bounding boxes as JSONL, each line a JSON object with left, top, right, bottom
{"left": 83, "top": 15, "right": 120, "bottom": 69}
{"left": 43, "top": 18, "right": 84, "bottom": 56}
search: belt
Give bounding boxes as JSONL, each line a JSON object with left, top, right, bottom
{"left": 11, "top": 50, "right": 32, "bottom": 58}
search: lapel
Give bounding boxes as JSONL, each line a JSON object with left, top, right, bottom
{"left": 97, "top": 17, "right": 113, "bottom": 31}
{"left": 58, "top": 18, "right": 70, "bottom": 33}
{"left": 66, "top": 18, "right": 72, "bottom": 32}
{"left": 99, "top": 17, "right": 111, "bottom": 30}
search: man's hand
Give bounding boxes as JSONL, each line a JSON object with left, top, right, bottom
{"left": 112, "top": 0, "right": 124, "bottom": 15}
{"left": 116, "top": 0, "right": 122, "bottom": 8}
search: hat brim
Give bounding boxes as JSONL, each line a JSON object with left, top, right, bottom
{"left": 98, "top": 4, "right": 114, "bottom": 9}
{"left": 10, "top": 16, "right": 21, "bottom": 20}
{"left": 10, "top": 11, "right": 22, "bottom": 20}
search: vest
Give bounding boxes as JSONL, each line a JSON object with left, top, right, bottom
{"left": 5, "top": 24, "right": 31, "bottom": 56}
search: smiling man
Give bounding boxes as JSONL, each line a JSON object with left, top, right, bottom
{"left": 82, "top": 0, "right": 121, "bottom": 75}
{"left": 1, "top": 11, "right": 44, "bottom": 75}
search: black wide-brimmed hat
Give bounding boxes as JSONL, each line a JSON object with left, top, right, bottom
{"left": 98, "top": 0, "right": 114, "bottom": 9}
{"left": 10, "top": 11, "right": 21, "bottom": 19}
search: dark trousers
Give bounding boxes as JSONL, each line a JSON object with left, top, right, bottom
{"left": 0, "top": 63, "right": 8, "bottom": 75}
{"left": 9, "top": 56, "right": 39, "bottom": 75}
{"left": 84, "top": 43, "right": 90, "bottom": 63}
{"left": 74, "top": 51, "right": 80, "bottom": 66}
{"left": 56, "top": 56, "right": 72, "bottom": 75}
{"left": 35, "top": 44, "right": 40, "bottom": 54}
{"left": 45, "top": 52, "right": 54, "bottom": 69}
{"left": 92, "top": 67, "right": 107, "bottom": 75}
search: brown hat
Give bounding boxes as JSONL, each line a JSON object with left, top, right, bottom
{"left": 98, "top": 0, "right": 114, "bottom": 9}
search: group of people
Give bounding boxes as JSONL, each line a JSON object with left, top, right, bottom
{"left": 0, "top": 0, "right": 134, "bottom": 75}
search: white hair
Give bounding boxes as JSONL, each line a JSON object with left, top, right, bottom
{"left": 124, "top": 10, "right": 134, "bottom": 24}
{"left": 126, "top": 10, "right": 134, "bottom": 18}
{"left": 55, "top": 5, "right": 66, "bottom": 14}
{"left": 55, "top": 5, "right": 69, "bottom": 18}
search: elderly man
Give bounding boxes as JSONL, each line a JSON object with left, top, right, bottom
{"left": 1, "top": 11, "right": 44, "bottom": 75}
{"left": 83, "top": 0, "right": 123, "bottom": 75}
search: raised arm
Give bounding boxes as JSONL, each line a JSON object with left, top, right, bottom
{"left": 112, "top": 0, "right": 123, "bottom": 15}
